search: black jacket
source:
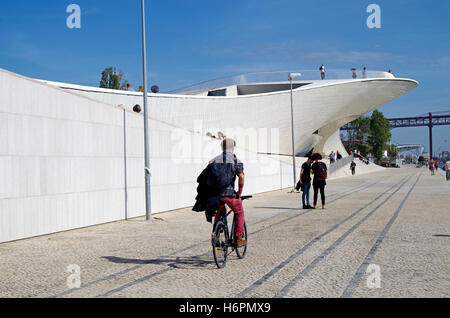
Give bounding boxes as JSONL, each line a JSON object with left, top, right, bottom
{"left": 192, "top": 166, "right": 221, "bottom": 223}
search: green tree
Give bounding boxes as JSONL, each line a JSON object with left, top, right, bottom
{"left": 100, "top": 67, "right": 125, "bottom": 90}
{"left": 368, "top": 110, "right": 392, "bottom": 163}
{"left": 342, "top": 116, "right": 371, "bottom": 157}
{"left": 347, "top": 116, "right": 371, "bottom": 142}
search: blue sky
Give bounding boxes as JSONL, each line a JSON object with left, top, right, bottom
{"left": 1, "top": 0, "right": 449, "bottom": 155}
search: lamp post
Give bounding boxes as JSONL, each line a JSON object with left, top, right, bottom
{"left": 141, "top": 0, "right": 151, "bottom": 221}
{"left": 288, "top": 73, "right": 301, "bottom": 189}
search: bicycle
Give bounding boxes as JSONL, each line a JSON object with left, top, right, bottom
{"left": 211, "top": 196, "right": 252, "bottom": 269}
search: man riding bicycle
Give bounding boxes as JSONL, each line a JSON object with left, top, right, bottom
{"left": 210, "top": 138, "right": 246, "bottom": 247}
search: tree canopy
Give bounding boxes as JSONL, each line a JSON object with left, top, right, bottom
{"left": 347, "top": 116, "right": 371, "bottom": 142}
{"left": 343, "top": 110, "right": 392, "bottom": 163}
{"left": 100, "top": 67, "right": 127, "bottom": 90}
{"left": 368, "top": 110, "right": 392, "bottom": 162}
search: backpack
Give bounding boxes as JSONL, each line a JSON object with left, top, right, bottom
{"left": 205, "top": 154, "right": 238, "bottom": 192}
{"left": 316, "top": 162, "right": 328, "bottom": 180}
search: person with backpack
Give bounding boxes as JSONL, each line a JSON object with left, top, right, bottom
{"left": 299, "top": 157, "right": 313, "bottom": 209}
{"left": 311, "top": 153, "right": 327, "bottom": 210}
{"left": 204, "top": 138, "right": 247, "bottom": 247}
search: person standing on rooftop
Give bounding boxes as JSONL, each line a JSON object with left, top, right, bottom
{"left": 319, "top": 64, "right": 326, "bottom": 80}
{"left": 126, "top": 83, "right": 135, "bottom": 92}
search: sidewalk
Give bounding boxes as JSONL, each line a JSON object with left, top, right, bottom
{"left": 0, "top": 167, "right": 449, "bottom": 298}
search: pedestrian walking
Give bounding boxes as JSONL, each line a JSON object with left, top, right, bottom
{"left": 350, "top": 161, "right": 356, "bottom": 175}
{"left": 336, "top": 151, "right": 342, "bottom": 160}
{"left": 445, "top": 159, "right": 450, "bottom": 181}
{"left": 351, "top": 68, "right": 357, "bottom": 79}
{"left": 362, "top": 67, "right": 367, "bottom": 78}
{"left": 311, "top": 153, "right": 327, "bottom": 210}
{"left": 329, "top": 151, "right": 335, "bottom": 164}
{"left": 300, "top": 157, "right": 313, "bottom": 209}
{"left": 429, "top": 159, "right": 435, "bottom": 176}
{"left": 319, "top": 64, "right": 326, "bottom": 80}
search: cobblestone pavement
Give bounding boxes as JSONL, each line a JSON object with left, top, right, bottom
{"left": 0, "top": 166, "right": 449, "bottom": 298}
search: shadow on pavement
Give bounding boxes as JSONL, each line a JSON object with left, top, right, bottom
{"left": 101, "top": 255, "right": 215, "bottom": 269}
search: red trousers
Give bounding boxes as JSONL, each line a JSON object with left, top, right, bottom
{"left": 214, "top": 197, "right": 245, "bottom": 237}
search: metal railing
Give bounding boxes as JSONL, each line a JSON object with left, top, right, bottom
{"left": 166, "top": 69, "right": 394, "bottom": 94}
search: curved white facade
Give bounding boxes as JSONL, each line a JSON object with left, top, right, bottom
{"left": 41, "top": 74, "right": 418, "bottom": 157}
{"left": 0, "top": 68, "right": 417, "bottom": 243}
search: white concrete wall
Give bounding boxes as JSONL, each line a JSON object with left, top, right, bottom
{"left": 0, "top": 69, "right": 293, "bottom": 243}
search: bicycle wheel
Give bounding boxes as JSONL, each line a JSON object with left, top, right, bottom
{"left": 212, "top": 221, "right": 228, "bottom": 268}
{"left": 233, "top": 222, "right": 248, "bottom": 259}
